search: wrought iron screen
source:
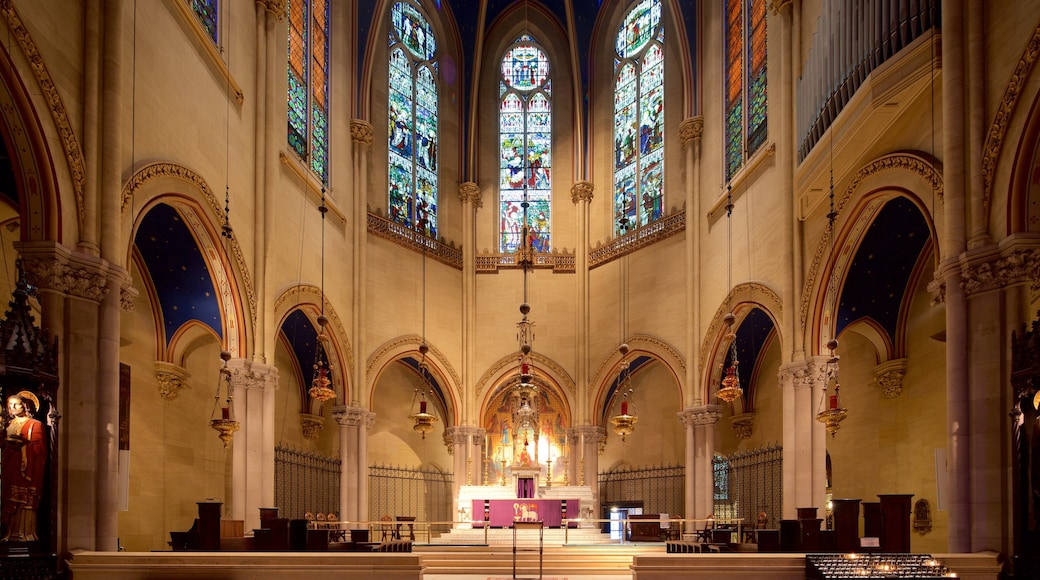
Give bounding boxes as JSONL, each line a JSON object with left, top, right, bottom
{"left": 369, "top": 464, "right": 454, "bottom": 536}
{"left": 274, "top": 445, "right": 341, "bottom": 520}
{"left": 598, "top": 464, "right": 685, "bottom": 517}
{"left": 713, "top": 444, "right": 782, "bottom": 526}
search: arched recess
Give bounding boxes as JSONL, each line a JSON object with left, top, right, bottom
{"left": 367, "top": 334, "right": 461, "bottom": 427}
{"left": 801, "top": 152, "right": 942, "bottom": 355}
{"left": 589, "top": 333, "right": 685, "bottom": 421}
{"left": 701, "top": 285, "right": 782, "bottom": 408}
{"left": 1008, "top": 88, "right": 1040, "bottom": 235}
{"left": 475, "top": 350, "right": 577, "bottom": 407}
{"left": 123, "top": 163, "right": 256, "bottom": 358}
{"left": 0, "top": 34, "right": 62, "bottom": 243}
{"left": 808, "top": 189, "right": 938, "bottom": 358}
{"left": 130, "top": 194, "right": 248, "bottom": 362}
{"left": 273, "top": 283, "right": 353, "bottom": 412}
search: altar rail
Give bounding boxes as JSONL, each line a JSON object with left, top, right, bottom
{"left": 274, "top": 445, "right": 340, "bottom": 520}
{"left": 368, "top": 464, "right": 453, "bottom": 536}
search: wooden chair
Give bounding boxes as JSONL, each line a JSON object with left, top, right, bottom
{"left": 694, "top": 514, "right": 715, "bottom": 542}
{"left": 379, "top": 514, "right": 394, "bottom": 542}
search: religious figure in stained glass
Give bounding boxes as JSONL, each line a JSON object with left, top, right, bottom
{"left": 499, "top": 36, "right": 552, "bottom": 254}
{"left": 724, "top": 0, "right": 767, "bottom": 182}
{"left": 388, "top": 1, "right": 439, "bottom": 238}
{"left": 287, "top": 0, "right": 330, "bottom": 182}
{"left": 190, "top": 0, "right": 218, "bottom": 43}
{"left": 614, "top": 0, "right": 664, "bottom": 236}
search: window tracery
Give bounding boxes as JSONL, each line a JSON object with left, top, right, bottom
{"left": 725, "top": 0, "right": 767, "bottom": 181}
{"left": 190, "top": 0, "right": 218, "bottom": 43}
{"left": 287, "top": 0, "right": 330, "bottom": 182}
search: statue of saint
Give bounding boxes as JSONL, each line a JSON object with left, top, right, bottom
{"left": 2, "top": 391, "right": 46, "bottom": 542}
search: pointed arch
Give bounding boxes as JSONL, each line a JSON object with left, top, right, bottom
{"left": 476, "top": 350, "right": 576, "bottom": 421}
{"left": 701, "top": 286, "right": 782, "bottom": 406}
{"left": 366, "top": 334, "right": 461, "bottom": 426}
{"left": 590, "top": 333, "right": 685, "bottom": 421}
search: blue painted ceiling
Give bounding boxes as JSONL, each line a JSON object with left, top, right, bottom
{"left": 835, "top": 197, "right": 931, "bottom": 344}
{"left": 400, "top": 355, "right": 448, "bottom": 412}
{"left": 280, "top": 309, "right": 327, "bottom": 391}
{"left": 134, "top": 203, "right": 222, "bottom": 345}
{"left": 723, "top": 308, "right": 775, "bottom": 402}
{"left": 601, "top": 354, "right": 651, "bottom": 418}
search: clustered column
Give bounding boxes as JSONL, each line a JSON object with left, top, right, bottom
{"left": 680, "top": 405, "right": 720, "bottom": 520}
{"left": 333, "top": 404, "right": 375, "bottom": 525}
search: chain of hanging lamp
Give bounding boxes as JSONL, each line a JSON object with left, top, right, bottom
{"left": 816, "top": 156, "right": 847, "bottom": 437}
{"left": 309, "top": 187, "right": 336, "bottom": 403}
{"left": 410, "top": 237, "right": 438, "bottom": 438}
{"left": 717, "top": 185, "right": 743, "bottom": 404}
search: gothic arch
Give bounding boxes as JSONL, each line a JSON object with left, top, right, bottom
{"left": 801, "top": 152, "right": 942, "bottom": 354}
{"left": 701, "top": 284, "right": 782, "bottom": 406}
{"left": 273, "top": 283, "right": 354, "bottom": 407}
{"left": 590, "top": 333, "right": 685, "bottom": 421}
{"left": 127, "top": 189, "right": 250, "bottom": 360}
{"left": 366, "top": 334, "right": 461, "bottom": 426}
{"left": 1008, "top": 88, "right": 1040, "bottom": 235}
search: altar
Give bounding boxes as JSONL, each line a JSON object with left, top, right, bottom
{"left": 456, "top": 483, "right": 596, "bottom": 530}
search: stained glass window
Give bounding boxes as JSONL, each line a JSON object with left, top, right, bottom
{"left": 724, "top": 0, "right": 767, "bottom": 182}
{"left": 287, "top": 0, "right": 331, "bottom": 182}
{"left": 388, "top": 1, "right": 438, "bottom": 238}
{"left": 190, "top": 0, "right": 218, "bottom": 43}
{"left": 500, "top": 36, "right": 551, "bottom": 253}
{"left": 614, "top": 0, "right": 664, "bottom": 236}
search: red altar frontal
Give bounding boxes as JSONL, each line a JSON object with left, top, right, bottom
{"left": 472, "top": 499, "right": 580, "bottom": 528}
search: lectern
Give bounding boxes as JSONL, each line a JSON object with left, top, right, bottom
{"left": 512, "top": 520, "right": 543, "bottom": 579}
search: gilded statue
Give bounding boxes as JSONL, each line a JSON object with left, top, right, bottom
{"left": 2, "top": 391, "right": 46, "bottom": 542}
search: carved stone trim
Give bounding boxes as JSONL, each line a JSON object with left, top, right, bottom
{"left": 982, "top": 20, "right": 1040, "bottom": 213}
{"left": 730, "top": 412, "right": 754, "bottom": 440}
{"left": 678, "top": 117, "right": 704, "bottom": 146}
{"left": 121, "top": 162, "right": 258, "bottom": 324}
{"left": 586, "top": 334, "right": 685, "bottom": 406}
{"left": 700, "top": 282, "right": 783, "bottom": 372}
{"left": 367, "top": 211, "right": 463, "bottom": 269}
{"left": 589, "top": 209, "right": 686, "bottom": 268}
{"left": 769, "top": 0, "right": 793, "bottom": 14}
{"left": 300, "top": 413, "right": 324, "bottom": 440}
{"left": 458, "top": 181, "right": 482, "bottom": 209}
{"left": 273, "top": 284, "right": 355, "bottom": 380}
{"left": 474, "top": 350, "right": 577, "bottom": 399}
{"left": 350, "top": 119, "right": 374, "bottom": 146}
{"left": 120, "top": 285, "right": 139, "bottom": 312}
{"left": 960, "top": 246, "right": 1040, "bottom": 297}
{"left": 366, "top": 334, "right": 463, "bottom": 392}
{"left": 475, "top": 250, "right": 575, "bottom": 273}
{"left": 0, "top": 0, "right": 86, "bottom": 228}
{"left": 873, "top": 358, "right": 908, "bottom": 399}
{"left": 570, "top": 181, "right": 594, "bottom": 204}
{"left": 680, "top": 405, "right": 722, "bottom": 427}
{"left": 18, "top": 246, "right": 111, "bottom": 303}
{"left": 331, "top": 405, "right": 368, "bottom": 427}
{"left": 155, "top": 361, "right": 190, "bottom": 401}
{"left": 225, "top": 358, "right": 279, "bottom": 392}
{"left": 800, "top": 153, "right": 943, "bottom": 327}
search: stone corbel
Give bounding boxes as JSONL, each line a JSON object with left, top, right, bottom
{"left": 730, "top": 412, "right": 754, "bottom": 440}
{"left": 155, "top": 361, "right": 190, "bottom": 401}
{"left": 300, "top": 413, "right": 324, "bottom": 440}
{"left": 873, "top": 358, "right": 908, "bottom": 399}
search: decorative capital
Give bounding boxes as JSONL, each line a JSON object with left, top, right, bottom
{"left": 120, "top": 285, "right": 139, "bottom": 311}
{"left": 680, "top": 405, "right": 722, "bottom": 427}
{"left": 16, "top": 242, "right": 115, "bottom": 303}
{"left": 960, "top": 246, "right": 1040, "bottom": 297}
{"left": 730, "top": 412, "right": 754, "bottom": 439}
{"left": 570, "top": 181, "right": 594, "bottom": 204}
{"left": 300, "top": 413, "right": 324, "bottom": 440}
{"left": 350, "top": 119, "right": 374, "bottom": 147}
{"left": 225, "top": 359, "right": 280, "bottom": 391}
{"left": 332, "top": 405, "right": 368, "bottom": 427}
{"left": 257, "top": 0, "right": 286, "bottom": 20}
{"left": 458, "top": 181, "right": 483, "bottom": 209}
{"left": 155, "top": 361, "right": 190, "bottom": 401}
{"left": 873, "top": 358, "right": 908, "bottom": 399}
{"left": 769, "top": 0, "right": 793, "bottom": 15}
{"left": 679, "top": 117, "right": 704, "bottom": 146}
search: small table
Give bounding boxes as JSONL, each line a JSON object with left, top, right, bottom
{"left": 395, "top": 516, "right": 416, "bottom": 541}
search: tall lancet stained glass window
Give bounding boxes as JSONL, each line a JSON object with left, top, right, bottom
{"left": 724, "top": 0, "right": 767, "bottom": 182}
{"left": 614, "top": 0, "right": 664, "bottom": 236}
{"left": 388, "top": 1, "right": 439, "bottom": 238}
{"left": 288, "top": 0, "right": 331, "bottom": 182}
{"left": 500, "top": 36, "right": 552, "bottom": 253}
{"left": 190, "top": 0, "right": 218, "bottom": 43}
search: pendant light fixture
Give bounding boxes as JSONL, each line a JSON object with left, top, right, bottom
{"left": 308, "top": 188, "right": 336, "bottom": 403}
{"left": 717, "top": 186, "right": 743, "bottom": 404}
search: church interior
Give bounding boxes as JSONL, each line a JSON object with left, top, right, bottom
{"left": 0, "top": 0, "right": 1038, "bottom": 578}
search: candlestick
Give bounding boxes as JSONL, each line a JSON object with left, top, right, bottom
{"left": 467, "top": 457, "right": 472, "bottom": 484}
{"left": 483, "top": 456, "right": 489, "bottom": 486}
{"left": 562, "top": 456, "right": 570, "bottom": 486}
{"left": 500, "top": 459, "right": 507, "bottom": 486}
{"left": 579, "top": 457, "right": 585, "bottom": 486}
{"left": 546, "top": 458, "right": 552, "bottom": 488}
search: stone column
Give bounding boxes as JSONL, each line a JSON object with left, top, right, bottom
{"left": 359, "top": 412, "right": 374, "bottom": 522}
{"left": 470, "top": 430, "right": 486, "bottom": 486}
{"left": 779, "top": 358, "right": 828, "bottom": 519}
{"left": 259, "top": 1, "right": 283, "bottom": 361}
{"left": 679, "top": 118, "right": 703, "bottom": 408}
{"left": 573, "top": 425, "right": 604, "bottom": 516}
{"left": 680, "top": 406, "right": 721, "bottom": 520}
{"left": 571, "top": 181, "right": 594, "bottom": 423}
{"left": 332, "top": 405, "right": 369, "bottom": 524}
{"left": 226, "top": 358, "right": 279, "bottom": 531}
{"left": 349, "top": 120, "right": 373, "bottom": 409}
{"left": 459, "top": 182, "right": 481, "bottom": 424}
{"left": 446, "top": 427, "right": 471, "bottom": 507}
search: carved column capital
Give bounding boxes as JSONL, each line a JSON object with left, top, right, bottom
{"left": 350, "top": 119, "right": 374, "bottom": 147}
{"left": 300, "top": 413, "right": 325, "bottom": 440}
{"left": 730, "top": 412, "right": 754, "bottom": 440}
{"left": 678, "top": 117, "right": 704, "bottom": 146}
{"left": 680, "top": 405, "right": 722, "bottom": 427}
{"left": 332, "top": 405, "right": 368, "bottom": 427}
{"left": 769, "top": 0, "right": 793, "bottom": 15}
{"left": 16, "top": 241, "right": 117, "bottom": 304}
{"left": 256, "top": 0, "right": 286, "bottom": 19}
{"left": 155, "top": 361, "right": 190, "bottom": 401}
{"left": 873, "top": 358, "right": 908, "bottom": 399}
{"left": 570, "top": 180, "right": 594, "bottom": 204}
{"left": 458, "top": 181, "right": 483, "bottom": 209}
{"left": 226, "top": 359, "right": 279, "bottom": 391}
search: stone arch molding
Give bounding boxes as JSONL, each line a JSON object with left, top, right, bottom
{"left": 700, "top": 283, "right": 783, "bottom": 405}
{"left": 476, "top": 351, "right": 577, "bottom": 421}
{"left": 273, "top": 283, "right": 355, "bottom": 404}
{"left": 589, "top": 334, "right": 686, "bottom": 415}
{"left": 366, "top": 334, "right": 462, "bottom": 424}
{"left": 122, "top": 162, "right": 257, "bottom": 328}
{"left": 800, "top": 152, "right": 943, "bottom": 343}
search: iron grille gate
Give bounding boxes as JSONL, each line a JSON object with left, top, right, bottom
{"left": 713, "top": 444, "right": 782, "bottom": 527}
{"left": 274, "top": 445, "right": 341, "bottom": 520}
{"left": 598, "top": 464, "right": 685, "bottom": 517}
{"left": 369, "top": 464, "right": 454, "bottom": 537}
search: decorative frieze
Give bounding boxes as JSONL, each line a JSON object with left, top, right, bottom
{"left": 300, "top": 413, "right": 324, "bottom": 441}
{"left": 730, "top": 413, "right": 754, "bottom": 439}
{"left": 155, "top": 362, "right": 190, "bottom": 401}
{"left": 257, "top": 0, "right": 286, "bottom": 19}
{"left": 332, "top": 405, "right": 369, "bottom": 428}
{"left": 458, "top": 182, "right": 483, "bottom": 209}
{"left": 873, "top": 358, "right": 908, "bottom": 399}
{"left": 678, "top": 117, "right": 703, "bottom": 146}
{"left": 367, "top": 211, "right": 463, "bottom": 269}
{"left": 679, "top": 405, "right": 722, "bottom": 427}
{"left": 475, "top": 250, "right": 575, "bottom": 273}
{"left": 225, "top": 358, "right": 279, "bottom": 391}
{"left": 19, "top": 251, "right": 111, "bottom": 303}
{"left": 570, "top": 181, "right": 594, "bottom": 204}
{"left": 350, "top": 119, "right": 374, "bottom": 146}
{"left": 589, "top": 209, "right": 686, "bottom": 268}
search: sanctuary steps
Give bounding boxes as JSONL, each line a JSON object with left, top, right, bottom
{"left": 429, "top": 525, "right": 615, "bottom": 546}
